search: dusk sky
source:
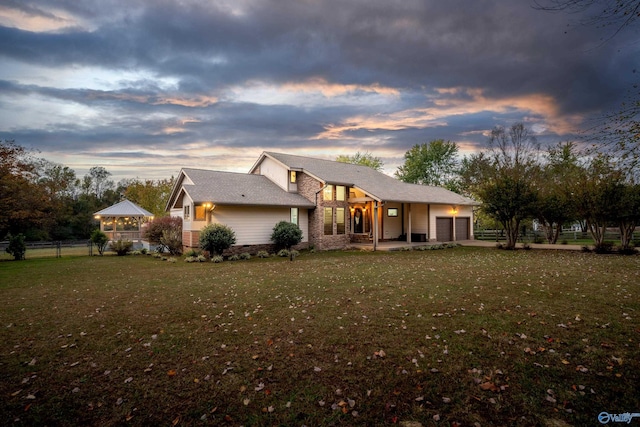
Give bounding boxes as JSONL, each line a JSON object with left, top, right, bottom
{"left": 1, "top": 0, "right": 638, "bottom": 181}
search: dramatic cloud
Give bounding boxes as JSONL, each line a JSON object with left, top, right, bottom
{"left": 0, "top": 0, "right": 637, "bottom": 179}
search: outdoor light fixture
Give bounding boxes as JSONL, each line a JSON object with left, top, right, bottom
{"left": 451, "top": 206, "right": 458, "bottom": 215}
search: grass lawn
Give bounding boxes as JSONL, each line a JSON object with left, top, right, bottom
{"left": 1, "top": 247, "right": 638, "bottom": 426}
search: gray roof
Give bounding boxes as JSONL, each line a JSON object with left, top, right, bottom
{"left": 263, "top": 152, "right": 479, "bottom": 206}
{"left": 179, "top": 168, "right": 315, "bottom": 207}
{"left": 94, "top": 199, "right": 154, "bottom": 217}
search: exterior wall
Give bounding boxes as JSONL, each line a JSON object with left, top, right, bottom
{"left": 257, "top": 157, "right": 288, "bottom": 191}
{"left": 429, "top": 204, "right": 474, "bottom": 241}
{"left": 382, "top": 202, "right": 403, "bottom": 239}
{"left": 209, "top": 205, "right": 308, "bottom": 246}
{"left": 297, "top": 172, "right": 350, "bottom": 250}
{"left": 179, "top": 204, "right": 309, "bottom": 250}
{"left": 405, "top": 204, "right": 428, "bottom": 235}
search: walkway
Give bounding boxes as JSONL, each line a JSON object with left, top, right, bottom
{"left": 349, "top": 240, "right": 585, "bottom": 252}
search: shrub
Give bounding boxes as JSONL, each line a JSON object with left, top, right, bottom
{"left": 167, "top": 257, "right": 177, "bottom": 263}
{"left": 185, "top": 256, "right": 197, "bottom": 263}
{"left": 228, "top": 254, "right": 240, "bottom": 261}
{"left": 277, "top": 249, "right": 290, "bottom": 257}
{"left": 140, "top": 248, "right": 148, "bottom": 254}
{"left": 161, "top": 228, "right": 183, "bottom": 255}
{"left": 594, "top": 241, "right": 614, "bottom": 254}
{"left": 197, "top": 255, "right": 207, "bottom": 262}
{"left": 5, "top": 233, "right": 26, "bottom": 261}
{"left": 211, "top": 255, "right": 224, "bottom": 263}
{"left": 199, "top": 224, "right": 236, "bottom": 255}
{"left": 90, "top": 229, "right": 109, "bottom": 256}
{"left": 144, "top": 216, "right": 182, "bottom": 253}
{"left": 271, "top": 221, "right": 303, "bottom": 250}
{"left": 239, "top": 252, "right": 251, "bottom": 260}
{"left": 184, "top": 249, "right": 200, "bottom": 257}
{"left": 256, "top": 250, "right": 270, "bottom": 258}
{"left": 110, "top": 239, "right": 133, "bottom": 256}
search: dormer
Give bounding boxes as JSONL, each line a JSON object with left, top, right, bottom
{"left": 249, "top": 152, "right": 299, "bottom": 193}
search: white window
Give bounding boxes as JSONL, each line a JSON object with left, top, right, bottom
{"left": 290, "top": 208, "right": 299, "bottom": 225}
{"left": 290, "top": 171, "right": 297, "bottom": 183}
{"left": 184, "top": 205, "right": 191, "bottom": 220}
{"left": 336, "top": 185, "right": 346, "bottom": 201}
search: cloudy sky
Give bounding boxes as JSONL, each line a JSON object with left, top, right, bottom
{"left": 1, "top": 0, "right": 638, "bottom": 180}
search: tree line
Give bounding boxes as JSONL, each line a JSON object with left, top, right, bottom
{"left": 1, "top": 140, "right": 173, "bottom": 242}
{"left": 338, "top": 123, "right": 640, "bottom": 252}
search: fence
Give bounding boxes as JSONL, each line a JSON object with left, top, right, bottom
{"left": 0, "top": 240, "right": 93, "bottom": 260}
{"left": 474, "top": 229, "right": 640, "bottom": 244}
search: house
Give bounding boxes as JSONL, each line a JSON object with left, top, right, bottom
{"left": 166, "top": 152, "right": 479, "bottom": 253}
{"left": 93, "top": 199, "right": 154, "bottom": 246}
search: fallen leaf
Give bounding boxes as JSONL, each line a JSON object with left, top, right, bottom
{"left": 172, "top": 416, "right": 180, "bottom": 426}
{"left": 243, "top": 399, "right": 250, "bottom": 406}
{"left": 480, "top": 382, "right": 499, "bottom": 392}
{"left": 167, "top": 370, "right": 177, "bottom": 376}
{"left": 124, "top": 377, "right": 133, "bottom": 383}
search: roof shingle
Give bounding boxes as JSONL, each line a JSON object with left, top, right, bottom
{"left": 180, "top": 168, "right": 315, "bottom": 207}
{"left": 264, "top": 152, "right": 479, "bottom": 205}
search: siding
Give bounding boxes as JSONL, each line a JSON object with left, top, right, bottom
{"left": 211, "top": 205, "right": 308, "bottom": 246}
{"left": 383, "top": 202, "right": 402, "bottom": 239}
{"left": 409, "top": 204, "right": 428, "bottom": 234}
{"left": 258, "top": 157, "right": 288, "bottom": 191}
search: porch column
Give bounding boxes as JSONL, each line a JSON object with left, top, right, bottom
{"left": 373, "top": 201, "right": 379, "bottom": 251}
{"left": 407, "top": 203, "right": 412, "bottom": 243}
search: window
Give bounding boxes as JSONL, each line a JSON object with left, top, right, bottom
{"left": 290, "top": 207, "right": 299, "bottom": 225}
{"left": 387, "top": 208, "right": 398, "bottom": 217}
{"left": 184, "top": 205, "right": 191, "bottom": 220}
{"left": 324, "top": 207, "right": 333, "bottom": 235}
{"left": 290, "top": 171, "right": 297, "bottom": 183}
{"left": 323, "top": 184, "right": 333, "bottom": 201}
{"left": 336, "top": 185, "right": 345, "bottom": 201}
{"left": 336, "top": 208, "right": 345, "bottom": 234}
{"left": 195, "top": 205, "right": 206, "bottom": 220}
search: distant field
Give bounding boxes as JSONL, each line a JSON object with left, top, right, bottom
{"left": 1, "top": 248, "right": 638, "bottom": 426}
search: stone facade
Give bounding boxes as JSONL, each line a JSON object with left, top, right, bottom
{"left": 297, "top": 172, "right": 351, "bottom": 250}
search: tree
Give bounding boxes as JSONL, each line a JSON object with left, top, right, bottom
{"left": 534, "top": 142, "right": 581, "bottom": 243}
{"left": 123, "top": 177, "right": 175, "bottom": 218}
{"left": 615, "top": 182, "right": 640, "bottom": 251}
{"left": 572, "top": 153, "right": 622, "bottom": 249}
{"left": 37, "top": 160, "right": 79, "bottom": 240}
{"left": 271, "top": 221, "right": 303, "bottom": 250}
{"left": 395, "top": 140, "right": 460, "bottom": 191}
{"left": 480, "top": 175, "right": 539, "bottom": 249}
{"left": 5, "top": 233, "right": 26, "bottom": 260}
{"left": 533, "top": 0, "right": 640, "bottom": 40}
{"left": 199, "top": 223, "right": 236, "bottom": 256}
{"left": 90, "top": 229, "right": 109, "bottom": 256}
{"left": 336, "top": 151, "right": 384, "bottom": 171}
{"left": 87, "top": 166, "right": 114, "bottom": 199}
{"left": 143, "top": 216, "right": 182, "bottom": 253}
{"left": 478, "top": 124, "right": 541, "bottom": 249}
{"left": 0, "top": 140, "right": 49, "bottom": 238}
{"left": 535, "top": 0, "right": 640, "bottom": 172}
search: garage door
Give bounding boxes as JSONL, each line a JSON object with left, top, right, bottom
{"left": 436, "top": 217, "right": 453, "bottom": 242}
{"left": 455, "top": 217, "right": 470, "bottom": 241}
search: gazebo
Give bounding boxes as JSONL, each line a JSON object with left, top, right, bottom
{"left": 93, "top": 199, "right": 154, "bottom": 242}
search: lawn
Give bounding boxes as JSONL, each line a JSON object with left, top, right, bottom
{"left": 1, "top": 247, "right": 638, "bottom": 426}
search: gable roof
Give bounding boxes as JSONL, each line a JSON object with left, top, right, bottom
{"left": 94, "top": 199, "right": 154, "bottom": 217}
{"left": 257, "top": 152, "right": 479, "bottom": 206}
{"left": 168, "top": 168, "right": 315, "bottom": 210}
